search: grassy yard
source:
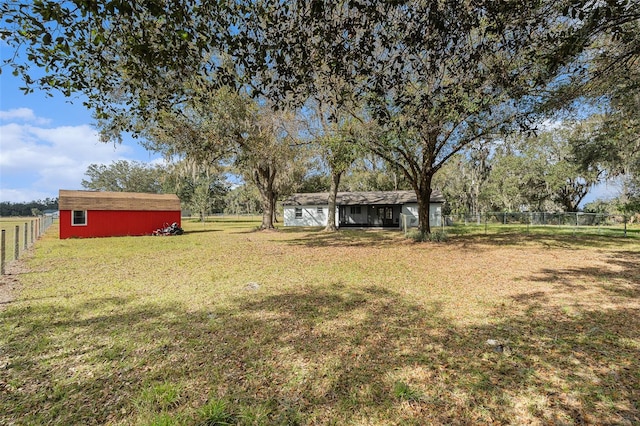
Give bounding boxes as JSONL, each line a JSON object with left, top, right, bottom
{"left": 0, "top": 217, "right": 42, "bottom": 262}
{"left": 445, "top": 221, "right": 639, "bottom": 238}
{"left": 1, "top": 219, "right": 638, "bottom": 425}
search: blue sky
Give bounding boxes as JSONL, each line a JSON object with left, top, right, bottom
{"left": 0, "top": 72, "right": 162, "bottom": 203}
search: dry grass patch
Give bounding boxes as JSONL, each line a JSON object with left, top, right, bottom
{"left": 1, "top": 219, "right": 638, "bottom": 424}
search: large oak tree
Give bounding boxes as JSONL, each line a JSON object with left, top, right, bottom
{"left": 4, "top": 0, "right": 638, "bottom": 230}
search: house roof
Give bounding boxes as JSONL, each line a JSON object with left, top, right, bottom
{"left": 58, "top": 190, "right": 181, "bottom": 211}
{"left": 283, "top": 190, "right": 445, "bottom": 206}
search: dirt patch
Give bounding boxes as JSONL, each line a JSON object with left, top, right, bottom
{"left": 0, "top": 274, "right": 19, "bottom": 307}
{"left": 0, "top": 251, "right": 31, "bottom": 309}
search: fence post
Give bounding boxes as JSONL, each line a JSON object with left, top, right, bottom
{"left": 624, "top": 215, "right": 627, "bottom": 238}
{"left": 1, "top": 230, "right": 5, "bottom": 275}
{"left": 30, "top": 220, "right": 34, "bottom": 245}
{"left": 484, "top": 213, "right": 488, "bottom": 235}
{"left": 24, "top": 222, "right": 28, "bottom": 250}
{"left": 14, "top": 225, "right": 20, "bottom": 260}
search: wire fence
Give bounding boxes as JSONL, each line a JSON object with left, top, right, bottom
{"left": 403, "top": 212, "right": 636, "bottom": 238}
{"left": 1, "top": 215, "right": 56, "bottom": 275}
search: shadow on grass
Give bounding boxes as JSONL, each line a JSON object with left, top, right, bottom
{"left": 526, "top": 250, "right": 640, "bottom": 299}
{"left": 258, "top": 226, "right": 639, "bottom": 251}
{"left": 451, "top": 231, "right": 640, "bottom": 250}
{"left": 180, "top": 228, "right": 223, "bottom": 235}
{"left": 183, "top": 218, "right": 261, "bottom": 224}
{"left": 280, "top": 228, "right": 403, "bottom": 248}
{"left": 1, "top": 284, "right": 638, "bottom": 425}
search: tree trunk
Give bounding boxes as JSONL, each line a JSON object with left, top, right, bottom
{"left": 271, "top": 196, "right": 279, "bottom": 223}
{"left": 417, "top": 191, "right": 432, "bottom": 235}
{"left": 325, "top": 170, "right": 342, "bottom": 231}
{"left": 416, "top": 174, "right": 433, "bottom": 236}
{"left": 260, "top": 191, "right": 275, "bottom": 229}
{"left": 253, "top": 166, "right": 277, "bottom": 230}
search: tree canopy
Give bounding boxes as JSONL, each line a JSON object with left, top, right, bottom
{"left": 2, "top": 0, "right": 639, "bottom": 230}
{"left": 81, "top": 160, "right": 166, "bottom": 193}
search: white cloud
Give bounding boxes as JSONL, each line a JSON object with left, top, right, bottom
{"left": 538, "top": 118, "right": 564, "bottom": 131}
{"left": 0, "top": 115, "right": 156, "bottom": 203}
{"left": 0, "top": 107, "right": 51, "bottom": 125}
{"left": 0, "top": 188, "right": 57, "bottom": 204}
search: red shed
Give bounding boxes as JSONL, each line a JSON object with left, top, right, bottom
{"left": 59, "top": 190, "right": 181, "bottom": 239}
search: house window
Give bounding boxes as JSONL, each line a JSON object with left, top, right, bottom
{"left": 317, "top": 207, "right": 323, "bottom": 214}
{"left": 72, "top": 210, "right": 87, "bottom": 226}
{"left": 350, "top": 206, "right": 361, "bottom": 214}
{"left": 295, "top": 208, "right": 302, "bottom": 218}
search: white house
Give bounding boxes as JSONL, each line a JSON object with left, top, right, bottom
{"left": 282, "top": 190, "right": 445, "bottom": 229}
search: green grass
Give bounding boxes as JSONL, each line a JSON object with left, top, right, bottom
{"left": 445, "top": 221, "right": 639, "bottom": 238}
{"left": 392, "top": 381, "right": 424, "bottom": 402}
{"left": 198, "top": 399, "right": 237, "bottom": 425}
{"left": 0, "top": 217, "right": 42, "bottom": 263}
{"left": 1, "top": 218, "right": 638, "bottom": 424}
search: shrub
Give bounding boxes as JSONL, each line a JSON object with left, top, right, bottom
{"left": 198, "top": 399, "right": 236, "bottom": 425}
{"left": 393, "top": 381, "right": 424, "bottom": 402}
{"left": 406, "top": 229, "right": 448, "bottom": 242}
{"left": 138, "top": 382, "right": 182, "bottom": 412}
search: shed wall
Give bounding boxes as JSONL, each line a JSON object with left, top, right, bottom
{"left": 59, "top": 210, "right": 181, "bottom": 238}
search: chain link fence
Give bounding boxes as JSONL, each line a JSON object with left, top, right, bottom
{"left": 1, "top": 215, "right": 56, "bottom": 275}
{"left": 403, "top": 212, "right": 636, "bottom": 238}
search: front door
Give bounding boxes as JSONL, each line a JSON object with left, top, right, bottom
{"left": 377, "top": 206, "right": 394, "bottom": 227}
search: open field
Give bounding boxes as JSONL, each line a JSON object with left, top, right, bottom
{"left": 0, "top": 217, "right": 44, "bottom": 263}
{"left": 1, "top": 219, "right": 638, "bottom": 425}
{"left": 445, "top": 222, "right": 639, "bottom": 239}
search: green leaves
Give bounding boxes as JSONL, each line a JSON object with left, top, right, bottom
{"left": 81, "top": 160, "right": 166, "bottom": 194}
{"left": 2, "top": 0, "right": 637, "bottom": 221}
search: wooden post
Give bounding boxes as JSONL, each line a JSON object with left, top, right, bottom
{"left": 24, "top": 222, "right": 28, "bottom": 250}
{"left": 14, "top": 225, "right": 20, "bottom": 260}
{"left": 1, "top": 230, "right": 5, "bottom": 275}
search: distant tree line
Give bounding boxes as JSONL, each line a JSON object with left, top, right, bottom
{"left": 0, "top": 199, "right": 59, "bottom": 217}
{"left": 80, "top": 141, "right": 631, "bottom": 221}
